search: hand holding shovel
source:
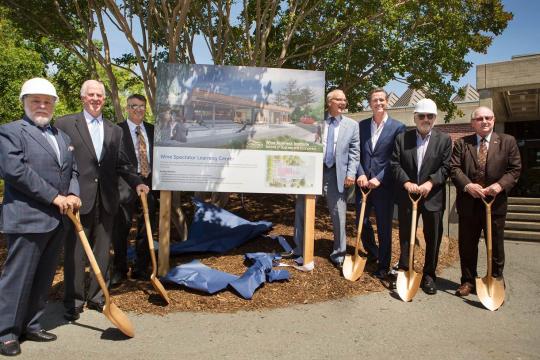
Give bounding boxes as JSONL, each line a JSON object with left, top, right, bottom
{"left": 140, "top": 192, "right": 171, "bottom": 304}
{"left": 396, "top": 192, "right": 423, "bottom": 302}
{"left": 66, "top": 210, "right": 135, "bottom": 337}
{"left": 343, "top": 187, "right": 371, "bottom": 281}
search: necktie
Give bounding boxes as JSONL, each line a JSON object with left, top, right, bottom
{"left": 477, "top": 137, "right": 488, "bottom": 186}
{"left": 42, "top": 126, "right": 60, "bottom": 163}
{"left": 90, "top": 118, "right": 103, "bottom": 160}
{"left": 324, "top": 117, "right": 336, "bottom": 168}
{"left": 136, "top": 125, "right": 150, "bottom": 178}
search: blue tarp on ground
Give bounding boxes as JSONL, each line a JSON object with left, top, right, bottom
{"left": 169, "top": 199, "right": 272, "bottom": 255}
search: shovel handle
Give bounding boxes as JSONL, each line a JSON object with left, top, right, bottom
{"left": 139, "top": 192, "right": 159, "bottom": 277}
{"left": 481, "top": 194, "right": 497, "bottom": 282}
{"left": 353, "top": 188, "right": 371, "bottom": 257}
{"left": 407, "top": 191, "right": 422, "bottom": 273}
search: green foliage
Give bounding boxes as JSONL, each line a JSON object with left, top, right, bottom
{"left": 0, "top": 13, "right": 45, "bottom": 124}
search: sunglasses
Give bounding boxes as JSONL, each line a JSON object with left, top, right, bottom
{"left": 416, "top": 113, "right": 435, "bottom": 120}
{"left": 472, "top": 115, "right": 494, "bottom": 121}
{"left": 127, "top": 104, "right": 146, "bottom": 110}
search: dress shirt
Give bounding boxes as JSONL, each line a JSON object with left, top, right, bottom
{"left": 83, "top": 110, "right": 104, "bottom": 158}
{"left": 416, "top": 130, "right": 431, "bottom": 177}
{"left": 41, "top": 125, "right": 61, "bottom": 162}
{"left": 476, "top": 132, "right": 492, "bottom": 153}
{"left": 370, "top": 113, "right": 388, "bottom": 150}
{"left": 127, "top": 119, "right": 151, "bottom": 173}
{"left": 323, "top": 114, "right": 341, "bottom": 162}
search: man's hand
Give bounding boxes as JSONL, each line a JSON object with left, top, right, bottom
{"left": 465, "top": 183, "right": 485, "bottom": 198}
{"left": 483, "top": 182, "right": 503, "bottom": 197}
{"left": 52, "top": 195, "right": 69, "bottom": 214}
{"left": 418, "top": 180, "right": 433, "bottom": 198}
{"left": 356, "top": 175, "right": 369, "bottom": 188}
{"left": 344, "top": 176, "right": 355, "bottom": 188}
{"left": 66, "top": 195, "right": 82, "bottom": 211}
{"left": 403, "top": 181, "right": 419, "bottom": 194}
{"left": 136, "top": 184, "right": 150, "bottom": 195}
{"left": 367, "top": 177, "right": 381, "bottom": 189}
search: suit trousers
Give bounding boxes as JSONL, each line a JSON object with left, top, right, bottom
{"left": 397, "top": 204, "right": 444, "bottom": 280}
{"left": 356, "top": 186, "right": 394, "bottom": 273}
{"left": 113, "top": 189, "right": 156, "bottom": 276}
{"left": 458, "top": 199, "right": 506, "bottom": 284}
{"left": 0, "top": 226, "right": 64, "bottom": 341}
{"left": 64, "top": 195, "right": 114, "bottom": 308}
{"left": 293, "top": 166, "right": 348, "bottom": 265}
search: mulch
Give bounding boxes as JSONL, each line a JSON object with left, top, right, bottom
{"left": 0, "top": 193, "right": 458, "bottom": 315}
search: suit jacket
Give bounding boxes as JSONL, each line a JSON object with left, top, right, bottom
{"left": 55, "top": 112, "right": 142, "bottom": 216}
{"left": 357, "top": 116, "right": 406, "bottom": 188}
{"left": 0, "top": 117, "right": 79, "bottom": 233}
{"left": 117, "top": 120, "right": 154, "bottom": 204}
{"left": 450, "top": 132, "right": 521, "bottom": 216}
{"left": 391, "top": 128, "right": 452, "bottom": 212}
{"left": 329, "top": 115, "right": 360, "bottom": 193}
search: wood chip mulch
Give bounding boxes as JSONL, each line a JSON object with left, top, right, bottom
{"left": 0, "top": 193, "right": 458, "bottom": 315}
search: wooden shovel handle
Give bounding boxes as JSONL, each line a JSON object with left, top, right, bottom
{"left": 353, "top": 188, "right": 371, "bottom": 257}
{"left": 139, "top": 193, "right": 158, "bottom": 276}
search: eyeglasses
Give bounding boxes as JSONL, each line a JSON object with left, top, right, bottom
{"left": 416, "top": 113, "right": 435, "bottom": 120}
{"left": 472, "top": 115, "right": 494, "bottom": 122}
{"left": 127, "top": 104, "right": 146, "bottom": 110}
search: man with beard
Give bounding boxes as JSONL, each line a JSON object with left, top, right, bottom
{"left": 55, "top": 80, "right": 149, "bottom": 321}
{"left": 0, "top": 78, "right": 81, "bottom": 356}
{"left": 391, "top": 99, "right": 452, "bottom": 294}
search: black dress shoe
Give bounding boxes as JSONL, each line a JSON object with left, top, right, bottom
{"left": 131, "top": 270, "right": 150, "bottom": 281}
{"left": 63, "top": 306, "right": 83, "bottom": 321}
{"left": 23, "top": 330, "right": 57, "bottom": 342}
{"left": 87, "top": 300, "right": 105, "bottom": 313}
{"left": 0, "top": 340, "right": 21, "bottom": 356}
{"left": 280, "top": 250, "right": 300, "bottom": 259}
{"left": 422, "top": 276, "right": 437, "bottom": 295}
{"left": 111, "top": 272, "right": 128, "bottom": 287}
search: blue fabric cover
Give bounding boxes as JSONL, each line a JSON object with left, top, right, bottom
{"left": 170, "top": 199, "right": 272, "bottom": 255}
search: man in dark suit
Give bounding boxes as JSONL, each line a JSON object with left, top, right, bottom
{"left": 450, "top": 106, "right": 521, "bottom": 296}
{"left": 291, "top": 89, "right": 359, "bottom": 268}
{"left": 0, "top": 78, "right": 81, "bottom": 356}
{"left": 391, "top": 99, "right": 452, "bottom": 294}
{"left": 111, "top": 94, "right": 156, "bottom": 285}
{"left": 356, "top": 88, "right": 406, "bottom": 282}
{"left": 55, "top": 80, "right": 149, "bottom": 321}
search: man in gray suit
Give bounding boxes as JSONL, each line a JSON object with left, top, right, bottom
{"left": 290, "top": 89, "right": 360, "bottom": 267}
{"left": 0, "top": 78, "right": 81, "bottom": 356}
{"left": 391, "top": 99, "right": 452, "bottom": 294}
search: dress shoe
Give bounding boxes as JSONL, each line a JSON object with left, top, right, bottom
{"left": 0, "top": 340, "right": 21, "bottom": 356}
{"left": 331, "top": 261, "right": 343, "bottom": 270}
{"left": 371, "top": 269, "right": 387, "bottom": 280}
{"left": 421, "top": 275, "right": 437, "bottom": 295}
{"left": 131, "top": 269, "right": 150, "bottom": 281}
{"left": 23, "top": 329, "right": 57, "bottom": 342}
{"left": 63, "top": 306, "right": 83, "bottom": 321}
{"left": 280, "top": 250, "right": 300, "bottom": 259}
{"left": 87, "top": 300, "right": 105, "bottom": 313}
{"left": 455, "top": 282, "right": 475, "bottom": 297}
{"left": 111, "top": 272, "right": 128, "bottom": 287}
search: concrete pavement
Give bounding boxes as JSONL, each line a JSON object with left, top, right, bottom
{"left": 14, "top": 241, "right": 540, "bottom": 359}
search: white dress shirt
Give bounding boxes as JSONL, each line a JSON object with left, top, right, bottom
{"left": 416, "top": 130, "right": 431, "bottom": 177}
{"left": 370, "top": 113, "right": 388, "bottom": 150}
{"left": 323, "top": 114, "right": 341, "bottom": 158}
{"left": 476, "top": 132, "right": 492, "bottom": 153}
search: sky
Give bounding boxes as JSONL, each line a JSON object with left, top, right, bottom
{"left": 104, "top": 1, "right": 539, "bottom": 97}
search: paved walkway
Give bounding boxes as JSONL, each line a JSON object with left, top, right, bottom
{"left": 14, "top": 241, "right": 540, "bottom": 359}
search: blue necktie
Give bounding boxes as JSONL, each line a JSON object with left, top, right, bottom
{"left": 90, "top": 118, "right": 103, "bottom": 159}
{"left": 324, "top": 117, "right": 336, "bottom": 167}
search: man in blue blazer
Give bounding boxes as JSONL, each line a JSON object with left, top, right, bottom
{"left": 292, "top": 89, "right": 359, "bottom": 267}
{"left": 356, "top": 88, "right": 405, "bottom": 281}
{"left": 0, "top": 78, "right": 81, "bottom": 356}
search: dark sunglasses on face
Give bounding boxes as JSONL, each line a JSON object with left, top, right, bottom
{"left": 473, "top": 115, "right": 494, "bottom": 121}
{"left": 416, "top": 113, "right": 435, "bottom": 120}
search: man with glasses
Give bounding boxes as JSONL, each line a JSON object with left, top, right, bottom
{"left": 450, "top": 106, "right": 521, "bottom": 297}
{"left": 111, "top": 94, "right": 156, "bottom": 286}
{"left": 391, "top": 99, "right": 452, "bottom": 294}
{"left": 356, "top": 88, "right": 405, "bottom": 285}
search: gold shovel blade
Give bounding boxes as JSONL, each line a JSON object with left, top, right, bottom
{"left": 150, "top": 274, "right": 171, "bottom": 304}
{"left": 396, "top": 270, "right": 422, "bottom": 302}
{"left": 342, "top": 254, "right": 366, "bottom": 282}
{"left": 476, "top": 276, "right": 505, "bottom": 311}
{"left": 103, "top": 302, "right": 135, "bottom": 338}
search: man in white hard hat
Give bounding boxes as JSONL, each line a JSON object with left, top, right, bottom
{"left": 390, "top": 98, "right": 452, "bottom": 294}
{"left": 0, "top": 78, "right": 81, "bottom": 356}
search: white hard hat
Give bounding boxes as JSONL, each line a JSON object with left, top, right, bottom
{"left": 19, "top": 78, "right": 58, "bottom": 102}
{"left": 414, "top": 98, "right": 437, "bottom": 115}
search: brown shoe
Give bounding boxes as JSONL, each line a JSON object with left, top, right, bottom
{"left": 455, "top": 282, "right": 474, "bottom": 297}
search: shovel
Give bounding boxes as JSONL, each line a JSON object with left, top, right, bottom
{"left": 476, "top": 195, "right": 505, "bottom": 311}
{"left": 396, "top": 192, "right": 423, "bottom": 302}
{"left": 66, "top": 210, "right": 135, "bottom": 337}
{"left": 140, "top": 192, "right": 171, "bottom": 304}
{"left": 343, "top": 187, "right": 371, "bottom": 281}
